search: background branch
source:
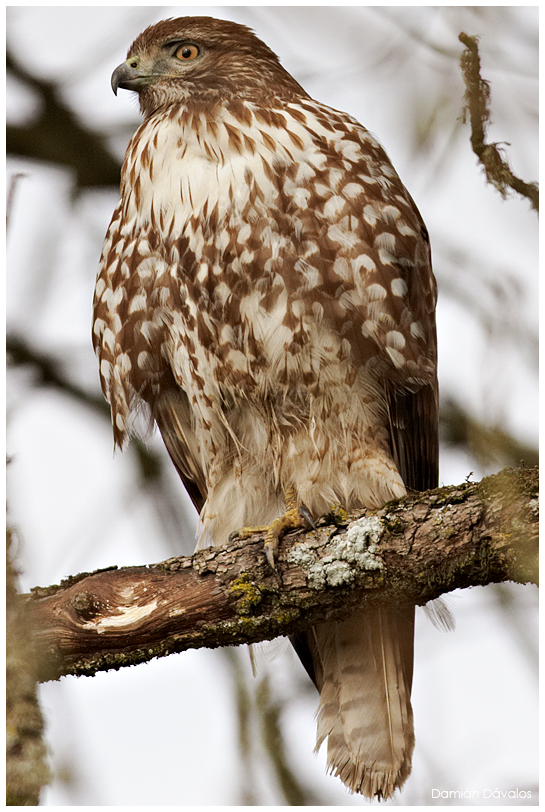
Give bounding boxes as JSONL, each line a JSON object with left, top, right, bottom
{"left": 459, "top": 32, "right": 539, "bottom": 212}
{"left": 28, "top": 466, "right": 538, "bottom": 683}
{"left": 7, "top": 49, "right": 121, "bottom": 189}
{"left": 7, "top": 529, "right": 50, "bottom": 805}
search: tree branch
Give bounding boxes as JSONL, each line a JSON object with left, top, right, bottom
{"left": 27, "top": 467, "right": 537, "bottom": 683}
{"left": 458, "top": 33, "right": 539, "bottom": 212}
{"left": 7, "top": 530, "right": 50, "bottom": 804}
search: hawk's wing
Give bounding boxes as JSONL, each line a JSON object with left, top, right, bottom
{"left": 154, "top": 388, "right": 207, "bottom": 513}
{"left": 387, "top": 381, "right": 438, "bottom": 492}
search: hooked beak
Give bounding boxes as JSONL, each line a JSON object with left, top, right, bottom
{"left": 111, "top": 60, "right": 151, "bottom": 95}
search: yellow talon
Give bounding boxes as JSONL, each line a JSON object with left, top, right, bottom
{"left": 231, "top": 486, "right": 313, "bottom": 569}
{"left": 264, "top": 506, "right": 301, "bottom": 569}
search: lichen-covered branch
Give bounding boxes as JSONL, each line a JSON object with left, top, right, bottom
{"left": 27, "top": 467, "right": 537, "bottom": 683}
{"left": 459, "top": 33, "right": 539, "bottom": 212}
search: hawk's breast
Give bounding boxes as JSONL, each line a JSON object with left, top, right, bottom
{"left": 121, "top": 100, "right": 327, "bottom": 240}
{"left": 103, "top": 96, "right": 434, "bottom": 435}
{"left": 117, "top": 100, "right": 363, "bottom": 396}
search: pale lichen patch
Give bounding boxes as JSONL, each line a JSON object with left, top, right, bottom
{"left": 288, "top": 515, "right": 384, "bottom": 590}
{"left": 288, "top": 543, "right": 318, "bottom": 570}
{"left": 309, "top": 558, "right": 354, "bottom": 588}
{"left": 335, "top": 515, "right": 383, "bottom": 566}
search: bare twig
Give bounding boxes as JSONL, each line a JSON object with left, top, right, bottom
{"left": 459, "top": 33, "right": 538, "bottom": 212}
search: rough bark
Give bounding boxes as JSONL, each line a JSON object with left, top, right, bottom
{"left": 26, "top": 467, "right": 538, "bottom": 683}
{"left": 7, "top": 530, "right": 51, "bottom": 805}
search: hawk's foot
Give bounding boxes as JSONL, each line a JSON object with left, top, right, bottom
{"left": 229, "top": 487, "right": 315, "bottom": 569}
{"left": 263, "top": 506, "right": 301, "bottom": 569}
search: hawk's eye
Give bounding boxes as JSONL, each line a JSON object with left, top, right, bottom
{"left": 175, "top": 44, "right": 199, "bottom": 61}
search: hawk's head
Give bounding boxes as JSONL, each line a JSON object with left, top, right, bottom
{"left": 112, "top": 16, "right": 307, "bottom": 117}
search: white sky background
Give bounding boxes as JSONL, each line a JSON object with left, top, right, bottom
{"left": 6, "top": 5, "right": 538, "bottom": 807}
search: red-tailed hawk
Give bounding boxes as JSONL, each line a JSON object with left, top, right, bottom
{"left": 93, "top": 16, "right": 438, "bottom": 799}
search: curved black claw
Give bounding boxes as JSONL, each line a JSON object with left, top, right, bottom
{"left": 264, "top": 539, "right": 278, "bottom": 571}
{"left": 298, "top": 505, "right": 316, "bottom": 529}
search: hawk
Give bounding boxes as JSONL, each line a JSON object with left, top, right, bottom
{"left": 93, "top": 16, "right": 438, "bottom": 799}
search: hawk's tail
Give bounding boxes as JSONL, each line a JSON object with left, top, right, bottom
{"left": 310, "top": 606, "right": 415, "bottom": 799}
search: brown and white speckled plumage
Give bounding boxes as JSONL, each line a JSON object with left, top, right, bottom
{"left": 93, "top": 17, "right": 438, "bottom": 799}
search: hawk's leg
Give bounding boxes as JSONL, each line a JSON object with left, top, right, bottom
{"left": 231, "top": 486, "right": 314, "bottom": 568}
